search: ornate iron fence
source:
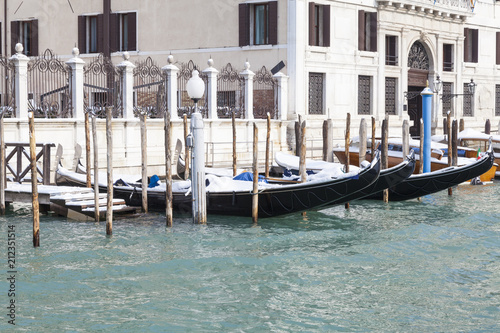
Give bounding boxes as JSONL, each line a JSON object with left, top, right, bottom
{"left": 27, "top": 49, "right": 72, "bottom": 118}
{"left": 84, "top": 54, "right": 122, "bottom": 118}
{"left": 216, "top": 63, "right": 245, "bottom": 119}
{"left": 253, "top": 66, "right": 277, "bottom": 119}
{"left": 0, "top": 56, "right": 15, "bottom": 118}
{"left": 133, "top": 57, "right": 167, "bottom": 118}
{"left": 177, "top": 60, "right": 208, "bottom": 118}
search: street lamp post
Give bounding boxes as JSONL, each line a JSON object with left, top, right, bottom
{"left": 186, "top": 70, "right": 207, "bottom": 224}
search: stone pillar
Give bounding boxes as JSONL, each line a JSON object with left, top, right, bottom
{"left": 162, "top": 55, "right": 180, "bottom": 119}
{"left": 240, "top": 61, "right": 255, "bottom": 120}
{"left": 116, "top": 52, "right": 136, "bottom": 119}
{"left": 203, "top": 59, "right": 219, "bottom": 119}
{"left": 10, "top": 43, "right": 29, "bottom": 119}
{"left": 66, "top": 47, "right": 86, "bottom": 119}
{"left": 273, "top": 71, "right": 288, "bottom": 121}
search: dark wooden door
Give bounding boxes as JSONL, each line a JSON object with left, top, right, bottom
{"left": 407, "top": 86, "right": 424, "bottom": 138}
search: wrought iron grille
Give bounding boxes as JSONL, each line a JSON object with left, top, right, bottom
{"left": 385, "top": 77, "right": 397, "bottom": 115}
{"left": 408, "top": 41, "right": 429, "bottom": 70}
{"left": 84, "top": 54, "right": 122, "bottom": 118}
{"left": 216, "top": 63, "right": 245, "bottom": 119}
{"left": 463, "top": 82, "right": 473, "bottom": 117}
{"left": 442, "top": 82, "right": 453, "bottom": 116}
{"left": 358, "top": 75, "right": 372, "bottom": 115}
{"left": 27, "top": 49, "right": 72, "bottom": 118}
{"left": 133, "top": 57, "right": 167, "bottom": 119}
{"left": 0, "top": 56, "right": 15, "bottom": 118}
{"left": 177, "top": 61, "right": 208, "bottom": 118}
{"left": 496, "top": 85, "right": 500, "bottom": 117}
{"left": 253, "top": 66, "right": 277, "bottom": 119}
{"left": 308, "top": 72, "right": 324, "bottom": 115}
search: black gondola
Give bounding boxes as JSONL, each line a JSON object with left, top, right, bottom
{"left": 338, "top": 150, "right": 416, "bottom": 203}
{"left": 56, "top": 152, "right": 381, "bottom": 218}
{"left": 365, "top": 142, "right": 495, "bottom": 201}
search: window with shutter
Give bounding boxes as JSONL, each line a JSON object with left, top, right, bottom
{"left": 443, "top": 44, "right": 454, "bottom": 71}
{"left": 358, "top": 11, "right": 377, "bottom": 52}
{"left": 309, "top": 3, "right": 330, "bottom": 47}
{"left": 385, "top": 35, "right": 397, "bottom": 65}
{"left": 78, "top": 15, "right": 105, "bottom": 54}
{"left": 464, "top": 28, "right": 478, "bottom": 63}
{"left": 238, "top": 1, "right": 277, "bottom": 46}
{"left": 496, "top": 32, "right": 500, "bottom": 65}
{"left": 10, "top": 20, "right": 38, "bottom": 56}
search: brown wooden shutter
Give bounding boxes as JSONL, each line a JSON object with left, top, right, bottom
{"left": 471, "top": 28, "right": 478, "bottom": 63}
{"left": 30, "top": 19, "right": 39, "bottom": 56}
{"left": 97, "top": 14, "right": 104, "bottom": 53}
{"left": 78, "top": 16, "right": 86, "bottom": 53}
{"left": 268, "top": 1, "right": 278, "bottom": 45}
{"left": 128, "top": 12, "right": 137, "bottom": 51}
{"left": 496, "top": 32, "right": 500, "bottom": 65}
{"left": 369, "top": 12, "right": 377, "bottom": 52}
{"left": 308, "top": 2, "right": 315, "bottom": 46}
{"left": 358, "top": 10, "right": 365, "bottom": 51}
{"left": 109, "top": 13, "right": 119, "bottom": 52}
{"left": 239, "top": 3, "right": 250, "bottom": 46}
{"left": 11, "top": 21, "right": 19, "bottom": 55}
{"left": 464, "top": 28, "right": 469, "bottom": 62}
{"left": 323, "top": 5, "right": 330, "bottom": 47}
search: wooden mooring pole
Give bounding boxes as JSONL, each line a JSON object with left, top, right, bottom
{"left": 452, "top": 120, "right": 458, "bottom": 167}
{"left": 381, "top": 117, "right": 389, "bottom": 203}
{"left": 91, "top": 113, "right": 99, "bottom": 222}
{"left": 106, "top": 107, "right": 113, "bottom": 235}
{"left": 345, "top": 113, "right": 350, "bottom": 209}
{"left": 252, "top": 123, "right": 259, "bottom": 223}
{"left": 140, "top": 111, "right": 148, "bottom": 213}
{"left": 323, "top": 119, "right": 333, "bottom": 162}
{"left": 447, "top": 112, "right": 453, "bottom": 196}
{"left": 232, "top": 110, "right": 237, "bottom": 177}
{"left": 85, "top": 111, "right": 91, "bottom": 188}
{"left": 0, "top": 110, "right": 5, "bottom": 215}
{"left": 29, "top": 112, "right": 40, "bottom": 247}
{"left": 183, "top": 114, "right": 190, "bottom": 180}
{"left": 164, "top": 111, "right": 173, "bottom": 227}
{"left": 299, "top": 120, "right": 307, "bottom": 183}
{"left": 402, "top": 119, "right": 410, "bottom": 158}
{"left": 265, "top": 113, "right": 271, "bottom": 179}
{"left": 371, "top": 117, "right": 376, "bottom": 160}
{"left": 359, "top": 118, "right": 367, "bottom": 166}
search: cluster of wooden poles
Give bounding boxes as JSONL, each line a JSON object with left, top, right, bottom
{"left": 0, "top": 106, "right": 490, "bottom": 247}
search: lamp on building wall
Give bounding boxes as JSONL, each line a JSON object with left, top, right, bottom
{"left": 434, "top": 76, "right": 476, "bottom": 102}
{"left": 433, "top": 75, "right": 442, "bottom": 94}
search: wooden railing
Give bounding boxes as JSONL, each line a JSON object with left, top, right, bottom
{"left": 5, "top": 142, "right": 55, "bottom": 185}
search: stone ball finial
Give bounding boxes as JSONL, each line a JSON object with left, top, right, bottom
{"left": 15, "top": 43, "right": 23, "bottom": 54}
{"left": 207, "top": 58, "right": 214, "bottom": 67}
{"left": 244, "top": 61, "right": 250, "bottom": 70}
{"left": 123, "top": 51, "right": 130, "bottom": 61}
{"left": 167, "top": 54, "right": 174, "bottom": 64}
{"left": 72, "top": 47, "right": 80, "bottom": 57}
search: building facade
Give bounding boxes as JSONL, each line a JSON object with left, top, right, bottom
{"left": 1, "top": 0, "right": 500, "bottom": 174}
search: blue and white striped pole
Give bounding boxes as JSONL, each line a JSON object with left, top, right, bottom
{"left": 420, "top": 84, "right": 434, "bottom": 173}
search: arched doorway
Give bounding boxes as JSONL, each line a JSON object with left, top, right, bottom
{"left": 407, "top": 41, "right": 430, "bottom": 138}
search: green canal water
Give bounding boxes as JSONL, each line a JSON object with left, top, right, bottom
{"left": 1, "top": 183, "right": 500, "bottom": 332}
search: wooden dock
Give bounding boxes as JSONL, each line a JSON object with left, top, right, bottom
{"left": 4, "top": 183, "right": 140, "bottom": 221}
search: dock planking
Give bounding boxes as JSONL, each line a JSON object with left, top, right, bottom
{"left": 5, "top": 183, "right": 140, "bottom": 221}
